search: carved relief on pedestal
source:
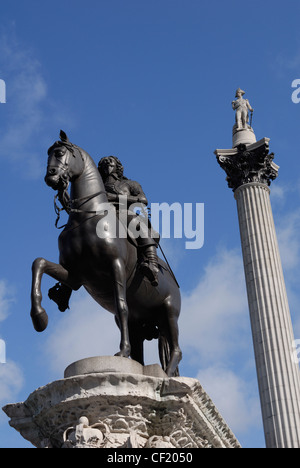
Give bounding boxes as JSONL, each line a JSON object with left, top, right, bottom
{"left": 62, "top": 417, "right": 105, "bottom": 448}
{"left": 60, "top": 410, "right": 213, "bottom": 449}
{"left": 3, "top": 372, "right": 241, "bottom": 449}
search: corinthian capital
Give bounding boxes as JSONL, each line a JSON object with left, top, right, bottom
{"left": 214, "top": 138, "right": 279, "bottom": 191}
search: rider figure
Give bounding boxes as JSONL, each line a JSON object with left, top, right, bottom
{"left": 98, "top": 156, "right": 160, "bottom": 287}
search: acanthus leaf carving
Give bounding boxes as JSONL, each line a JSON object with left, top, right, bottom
{"left": 216, "top": 142, "right": 278, "bottom": 191}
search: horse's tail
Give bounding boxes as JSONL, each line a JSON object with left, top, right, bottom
{"left": 159, "top": 335, "right": 180, "bottom": 377}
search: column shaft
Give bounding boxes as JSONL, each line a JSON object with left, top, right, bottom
{"left": 235, "top": 182, "right": 300, "bottom": 448}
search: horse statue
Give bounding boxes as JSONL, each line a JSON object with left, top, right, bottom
{"left": 30, "top": 131, "right": 182, "bottom": 377}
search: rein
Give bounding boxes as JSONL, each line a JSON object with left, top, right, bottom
{"left": 54, "top": 190, "right": 106, "bottom": 229}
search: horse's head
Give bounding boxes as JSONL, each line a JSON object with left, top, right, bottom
{"left": 45, "top": 130, "right": 84, "bottom": 191}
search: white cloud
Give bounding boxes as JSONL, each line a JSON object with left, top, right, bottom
{"left": 0, "top": 361, "right": 24, "bottom": 423}
{"left": 270, "top": 182, "right": 300, "bottom": 274}
{"left": 180, "top": 248, "right": 249, "bottom": 364}
{"left": 0, "top": 280, "right": 24, "bottom": 423}
{"left": 270, "top": 184, "right": 287, "bottom": 204}
{"left": 0, "top": 281, "right": 15, "bottom": 323}
{"left": 271, "top": 191, "right": 300, "bottom": 336}
{"left": 44, "top": 290, "right": 120, "bottom": 376}
{"left": 196, "top": 365, "right": 261, "bottom": 435}
{"left": 0, "top": 26, "right": 74, "bottom": 179}
{"left": 276, "top": 209, "right": 300, "bottom": 272}
{"left": 0, "top": 31, "right": 47, "bottom": 177}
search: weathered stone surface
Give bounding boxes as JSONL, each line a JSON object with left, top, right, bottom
{"left": 64, "top": 356, "right": 167, "bottom": 379}
{"left": 2, "top": 357, "right": 240, "bottom": 449}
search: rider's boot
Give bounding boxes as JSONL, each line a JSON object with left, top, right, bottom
{"left": 140, "top": 245, "right": 159, "bottom": 287}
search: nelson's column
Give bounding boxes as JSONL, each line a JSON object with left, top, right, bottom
{"left": 215, "top": 88, "right": 300, "bottom": 448}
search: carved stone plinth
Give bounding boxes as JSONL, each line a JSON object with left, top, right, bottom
{"left": 2, "top": 357, "right": 241, "bottom": 448}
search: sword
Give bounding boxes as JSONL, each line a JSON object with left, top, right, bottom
{"left": 250, "top": 110, "right": 253, "bottom": 128}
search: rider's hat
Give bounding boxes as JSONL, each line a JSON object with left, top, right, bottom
{"left": 235, "top": 88, "right": 245, "bottom": 97}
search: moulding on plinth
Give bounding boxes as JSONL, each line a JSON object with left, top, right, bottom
{"left": 2, "top": 357, "right": 241, "bottom": 449}
{"left": 232, "top": 124, "right": 256, "bottom": 147}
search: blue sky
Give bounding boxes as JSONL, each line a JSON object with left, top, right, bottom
{"left": 1, "top": 0, "right": 300, "bottom": 448}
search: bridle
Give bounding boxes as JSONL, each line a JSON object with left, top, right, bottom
{"left": 50, "top": 146, "right": 106, "bottom": 229}
{"left": 54, "top": 189, "right": 106, "bottom": 229}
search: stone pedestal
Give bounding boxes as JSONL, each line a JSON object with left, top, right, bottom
{"left": 232, "top": 124, "right": 256, "bottom": 147}
{"left": 2, "top": 356, "right": 240, "bottom": 449}
{"left": 215, "top": 138, "right": 300, "bottom": 448}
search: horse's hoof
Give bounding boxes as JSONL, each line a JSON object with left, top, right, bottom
{"left": 165, "top": 349, "right": 182, "bottom": 377}
{"left": 48, "top": 283, "right": 71, "bottom": 312}
{"left": 31, "top": 308, "right": 48, "bottom": 332}
{"left": 114, "top": 349, "right": 131, "bottom": 358}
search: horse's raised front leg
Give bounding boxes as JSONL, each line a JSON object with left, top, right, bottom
{"left": 111, "top": 259, "right": 131, "bottom": 358}
{"left": 31, "top": 257, "right": 79, "bottom": 332}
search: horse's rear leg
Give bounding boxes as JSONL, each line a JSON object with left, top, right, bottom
{"left": 31, "top": 257, "right": 79, "bottom": 332}
{"left": 129, "top": 323, "right": 145, "bottom": 366}
{"left": 162, "top": 298, "right": 182, "bottom": 377}
{"left": 111, "top": 260, "right": 131, "bottom": 358}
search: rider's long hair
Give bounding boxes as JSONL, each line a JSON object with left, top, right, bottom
{"left": 98, "top": 156, "right": 128, "bottom": 182}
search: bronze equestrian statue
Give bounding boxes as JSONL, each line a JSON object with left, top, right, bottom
{"left": 49, "top": 155, "right": 161, "bottom": 310}
{"left": 30, "top": 131, "right": 182, "bottom": 377}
